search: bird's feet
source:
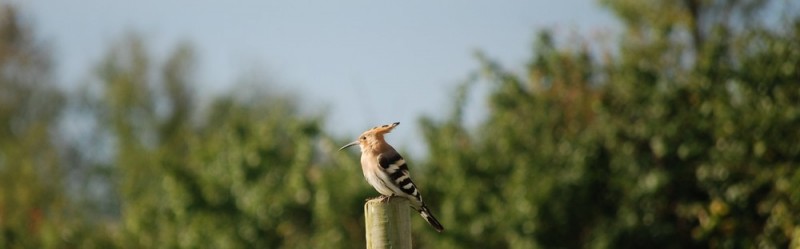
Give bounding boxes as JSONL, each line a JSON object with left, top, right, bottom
{"left": 380, "top": 194, "right": 395, "bottom": 203}
{"left": 367, "top": 194, "right": 395, "bottom": 203}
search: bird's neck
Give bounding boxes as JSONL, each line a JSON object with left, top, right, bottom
{"left": 367, "top": 139, "right": 393, "bottom": 154}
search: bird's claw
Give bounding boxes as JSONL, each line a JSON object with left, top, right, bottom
{"left": 380, "top": 195, "right": 394, "bottom": 203}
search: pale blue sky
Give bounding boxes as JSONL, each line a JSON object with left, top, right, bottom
{"left": 12, "top": 0, "right": 619, "bottom": 155}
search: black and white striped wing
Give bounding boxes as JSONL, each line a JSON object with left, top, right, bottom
{"left": 376, "top": 152, "right": 445, "bottom": 232}
{"left": 377, "top": 152, "right": 421, "bottom": 201}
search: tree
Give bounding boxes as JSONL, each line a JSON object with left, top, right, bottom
{"left": 88, "top": 34, "right": 373, "bottom": 248}
{"left": 417, "top": 0, "right": 800, "bottom": 248}
{"left": 0, "top": 4, "right": 61, "bottom": 248}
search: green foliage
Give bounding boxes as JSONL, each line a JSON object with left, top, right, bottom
{"left": 88, "top": 35, "right": 372, "bottom": 248}
{"left": 417, "top": 1, "right": 800, "bottom": 248}
{"left": 0, "top": 5, "right": 71, "bottom": 248}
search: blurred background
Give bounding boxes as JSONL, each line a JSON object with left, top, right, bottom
{"left": 1, "top": 0, "right": 799, "bottom": 248}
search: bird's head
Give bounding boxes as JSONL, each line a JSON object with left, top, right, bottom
{"left": 339, "top": 122, "right": 399, "bottom": 152}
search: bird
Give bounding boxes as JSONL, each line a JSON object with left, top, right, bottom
{"left": 339, "top": 122, "right": 444, "bottom": 232}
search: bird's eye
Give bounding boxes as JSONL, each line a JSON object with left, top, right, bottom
{"left": 360, "top": 136, "right": 366, "bottom": 140}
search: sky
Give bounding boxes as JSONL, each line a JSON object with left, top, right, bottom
{"left": 10, "top": 0, "right": 619, "bottom": 156}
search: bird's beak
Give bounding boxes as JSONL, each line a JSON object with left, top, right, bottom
{"left": 338, "top": 141, "right": 359, "bottom": 151}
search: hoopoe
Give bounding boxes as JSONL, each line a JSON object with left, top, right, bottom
{"left": 339, "top": 122, "right": 444, "bottom": 232}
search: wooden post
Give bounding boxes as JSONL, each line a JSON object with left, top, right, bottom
{"left": 364, "top": 197, "right": 412, "bottom": 249}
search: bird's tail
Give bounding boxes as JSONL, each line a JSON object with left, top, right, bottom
{"left": 418, "top": 204, "right": 444, "bottom": 232}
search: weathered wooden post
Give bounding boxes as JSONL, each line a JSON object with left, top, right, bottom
{"left": 364, "top": 198, "right": 412, "bottom": 249}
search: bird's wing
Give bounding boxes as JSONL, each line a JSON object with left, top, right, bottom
{"left": 377, "top": 152, "right": 421, "bottom": 201}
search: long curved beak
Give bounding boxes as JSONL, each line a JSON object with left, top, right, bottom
{"left": 338, "top": 141, "right": 359, "bottom": 151}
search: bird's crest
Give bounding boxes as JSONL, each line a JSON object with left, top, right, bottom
{"left": 339, "top": 122, "right": 400, "bottom": 151}
{"left": 363, "top": 122, "right": 399, "bottom": 136}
